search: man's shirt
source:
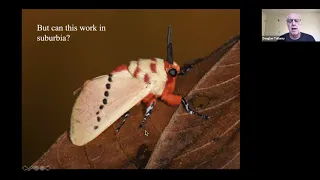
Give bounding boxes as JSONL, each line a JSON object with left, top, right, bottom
{"left": 278, "top": 32, "right": 316, "bottom": 42}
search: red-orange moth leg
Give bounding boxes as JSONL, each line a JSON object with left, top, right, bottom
{"left": 162, "top": 93, "right": 209, "bottom": 119}
{"left": 161, "top": 93, "right": 182, "bottom": 106}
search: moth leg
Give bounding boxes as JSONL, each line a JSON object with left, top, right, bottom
{"left": 181, "top": 97, "right": 209, "bottom": 119}
{"left": 161, "top": 93, "right": 209, "bottom": 119}
{"left": 116, "top": 111, "right": 130, "bottom": 132}
{"left": 178, "top": 64, "right": 194, "bottom": 76}
{"left": 178, "top": 58, "right": 205, "bottom": 76}
{"left": 139, "top": 100, "right": 156, "bottom": 129}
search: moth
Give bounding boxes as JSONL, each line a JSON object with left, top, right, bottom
{"left": 69, "top": 26, "right": 209, "bottom": 146}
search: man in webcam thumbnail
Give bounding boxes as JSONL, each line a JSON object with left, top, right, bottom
{"left": 278, "top": 13, "right": 316, "bottom": 42}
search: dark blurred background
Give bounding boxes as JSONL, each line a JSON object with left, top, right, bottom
{"left": 22, "top": 9, "right": 240, "bottom": 166}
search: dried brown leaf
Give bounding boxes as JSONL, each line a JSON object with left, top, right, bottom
{"left": 32, "top": 35, "right": 240, "bottom": 169}
{"left": 145, "top": 41, "right": 240, "bottom": 169}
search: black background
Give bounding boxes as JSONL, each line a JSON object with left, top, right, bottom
{"left": 5, "top": 2, "right": 320, "bottom": 176}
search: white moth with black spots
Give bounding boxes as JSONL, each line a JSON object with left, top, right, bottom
{"left": 69, "top": 26, "right": 209, "bottom": 146}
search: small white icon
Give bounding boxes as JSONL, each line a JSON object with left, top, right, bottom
{"left": 45, "top": 166, "right": 51, "bottom": 171}
{"left": 33, "top": 166, "right": 39, "bottom": 171}
{"left": 22, "top": 165, "right": 51, "bottom": 171}
{"left": 22, "top": 165, "right": 28, "bottom": 171}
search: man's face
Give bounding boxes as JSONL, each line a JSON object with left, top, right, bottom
{"left": 286, "top": 13, "right": 301, "bottom": 36}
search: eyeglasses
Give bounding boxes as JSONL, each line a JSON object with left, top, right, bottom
{"left": 286, "top": 19, "right": 301, "bottom": 23}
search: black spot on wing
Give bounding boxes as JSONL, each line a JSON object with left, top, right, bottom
{"left": 108, "top": 74, "right": 113, "bottom": 82}
{"left": 106, "top": 83, "right": 111, "bottom": 89}
{"left": 103, "top": 98, "right": 107, "bottom": 105}
{"left": 96, "top": 73, "right": 113, "bottom": 125}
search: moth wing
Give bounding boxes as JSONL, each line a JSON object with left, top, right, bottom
{"left": 70, "top": 70, "right": 152, "bottom": 146}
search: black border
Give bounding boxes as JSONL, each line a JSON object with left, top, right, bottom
{"left": 13, "top": 3, "right": 320, "bottom": 176}
{"left": 255, "top": 8, "right": 320, "bottom": 171}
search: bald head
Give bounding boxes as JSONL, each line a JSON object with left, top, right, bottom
{"left": 286, "top": 13, "right": 302, "bottom": 38}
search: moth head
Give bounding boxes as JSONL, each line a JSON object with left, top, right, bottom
{"left": 168, "top": 68, "right": 177, "bottom": 77}
{"left": 165, "top": 61, "right": 180, "bottom": 78}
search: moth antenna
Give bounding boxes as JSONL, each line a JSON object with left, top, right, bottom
{"left": 167, "top": 25, "right": 173, "bottom": 64}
